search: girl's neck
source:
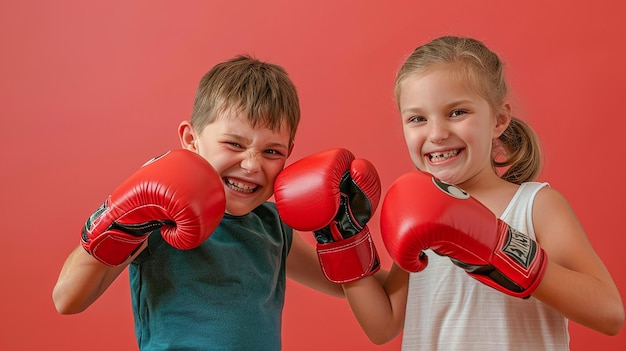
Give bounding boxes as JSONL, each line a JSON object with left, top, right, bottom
{"left": 460, "top": 175, "right": 519, "bottom": 217}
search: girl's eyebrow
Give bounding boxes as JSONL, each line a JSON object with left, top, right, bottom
{"left": 400, "top": 106, "right": 423, "bottom": 115}
{"left": 444, "top": 99, "right": 474, "bottom": 108}
{"left": 401, "top": 98, "right": 475, "bottom": 115}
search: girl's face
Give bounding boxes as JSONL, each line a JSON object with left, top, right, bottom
{"left": 398, "top": 65, "right": 509, "bottom": 187}
{"left": 179, "top": 111, "right": 293, "bottom": 216}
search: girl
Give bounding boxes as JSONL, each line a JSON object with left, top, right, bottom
{"left": 342, "top": 36, "right": 624, "bottom": 350}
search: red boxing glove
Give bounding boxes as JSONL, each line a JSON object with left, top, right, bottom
{"left": 381, "top": 170, "right": 547, "bottom": 298}
{"left": 274, "top": 148, "right": 381, "bottom": 283}
{"left": 81, "top": 149, "right": 226, "bottom": 266}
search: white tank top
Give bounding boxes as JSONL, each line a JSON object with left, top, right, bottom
{"left": 401, "top": 182, "right": 570, "bottom": 350}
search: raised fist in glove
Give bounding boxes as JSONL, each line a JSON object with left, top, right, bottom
{"left": 381, "top": 170, "right": 547, "bottom": 298}
{"left": 81, "top": 149, "right": 226, "bottom": 266}
{"left": 274, "top": 148, "right": 381, "bottom": 283}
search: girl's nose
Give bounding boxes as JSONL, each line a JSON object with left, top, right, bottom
{"left": 427, "top": 120, "right": 449, "bottom": 144}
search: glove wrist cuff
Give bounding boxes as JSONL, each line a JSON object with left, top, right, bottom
{"left": 82, "top": 227, "right": 148, "bottom": 267}
{"left": 316, "top": 228, "right": 380, "bottom": 283}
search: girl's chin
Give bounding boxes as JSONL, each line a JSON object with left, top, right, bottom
{"left": 428, "top": 171, "right": 457, "bottom": 185}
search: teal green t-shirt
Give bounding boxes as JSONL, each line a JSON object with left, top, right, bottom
{"left": 129, "top": 202, "right": 293, "bottom": 350}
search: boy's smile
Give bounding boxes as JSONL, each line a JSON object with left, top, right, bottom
{"left": 224, "top": 177, "right": 257, "bottom": 194}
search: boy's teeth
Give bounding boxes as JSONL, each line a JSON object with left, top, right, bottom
{"left": 226, "top": 178, "right": 256, "bottom": 193}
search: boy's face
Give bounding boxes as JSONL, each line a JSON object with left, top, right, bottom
{"left": 179, "top": 111, "right": 293, "bottom": 216}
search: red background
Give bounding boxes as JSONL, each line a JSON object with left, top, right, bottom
{"left": 1, "top": 1, "right": 625, "bottom": 350}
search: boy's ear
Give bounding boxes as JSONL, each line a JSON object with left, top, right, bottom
{"left": 287, "top": 142, "right": 295, "bottom": 157}
{"left": 178, "top": 120, "right": 198, "bottom": 151}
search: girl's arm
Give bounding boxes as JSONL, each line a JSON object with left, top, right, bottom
{"left": 287, "top": 231, "right": 408, "bottom": 344}
{"left": 342, "top": 263, "right": 409, "bottom": 344}
{"left": 532, "top": 187, "right": 624, "bottom": 335}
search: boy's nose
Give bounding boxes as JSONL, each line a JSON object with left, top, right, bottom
{"left": 240, "top": 151, "right": 261, "bottom": 174}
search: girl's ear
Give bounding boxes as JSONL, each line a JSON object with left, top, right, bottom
{"left": 494, "top": 102, "right": 512, "bottom": 138}
{"left": 178, "top": 120, "right": 198, "bottom": 151}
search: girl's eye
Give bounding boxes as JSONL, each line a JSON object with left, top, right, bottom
{"left": 408, "top": 115, "right": 426, "bottom": 123}
{"left": 450, "top": 109, "right": 467, "bottom": 117}
{"left": 227, "top": 142, "right": 243, "bottom": 148}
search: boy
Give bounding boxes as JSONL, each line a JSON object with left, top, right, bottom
{"left": 52, "top": 56, "right": 381, "bottom": 350}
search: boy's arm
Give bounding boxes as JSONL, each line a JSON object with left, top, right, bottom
{"left": 286, "top": 232, "right": 345, "bottom": 297}
{"left": 52, "top": 243, "right": 143, "bottom": 314}
{"left": 53, "top": 149, "right": 226, "bottom": 314}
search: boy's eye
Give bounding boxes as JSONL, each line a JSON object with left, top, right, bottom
{"left": 265, "top": 149, "right": 285, "bottom": 157}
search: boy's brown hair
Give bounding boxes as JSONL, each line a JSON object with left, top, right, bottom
{"left": 191, "top": 55, "right": 301, "bottom": 145}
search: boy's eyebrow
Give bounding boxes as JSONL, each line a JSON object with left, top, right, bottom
{"left": 263, "top": 141, "right": 290, "bottom": 151}
{"left": 223, "top": 133, "right": 289, "bottom": 150}
{"left": 223, "top": 133, "right": 247, "bottom": 140}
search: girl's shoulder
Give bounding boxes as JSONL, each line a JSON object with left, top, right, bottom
{"left": 530, "top": 183, "right": 585, "bottom": 252}
{"left": 531, "top": 183, "right": 569, "bottom": 212}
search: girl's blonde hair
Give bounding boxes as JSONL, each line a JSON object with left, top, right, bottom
{"left": 394, "top": 36, "right": 542, "bottom": 184}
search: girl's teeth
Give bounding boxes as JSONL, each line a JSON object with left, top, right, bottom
{"left": 430, "top": 150, "right": 459, "bottom": 162}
